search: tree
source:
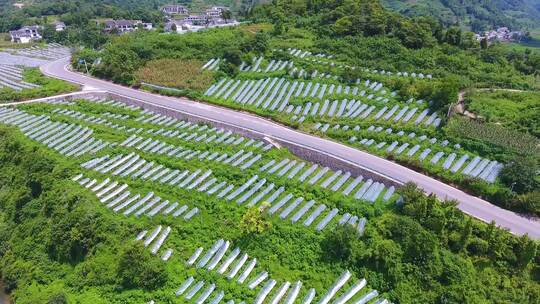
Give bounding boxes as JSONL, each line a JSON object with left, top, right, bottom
{"left": 117, "top": 242, "right": 167, "bottom": 290}
{"left": 252, "top": 31, "right": 269, "bottom": 54}
{"left": 515, "top": 235, "right": 537, "bottom": 269}
{"left": 223, "top": 49, "right": 242, "bottom": 66}
{"left": 221, "top": 9, "right": 232, "bottom": 22}
{"left": 429, "top": 75, "right": 460, "bottom": 111}
{"left": 47, "top": 292, "right": 67, "bottom": 304}
{"left": 170, "top": 23, "right": 177, "bottom": 33}
{"left": 394, "top": 19, "right": 436, "bottom": 49}
{"left": 332, "top": 17, "right": 353, "bottom": 35}
{"left": 370, "top": 239, "right": 402, "bottom": 272}
{"left": 218, "top": 61, "right": 239, "bottom": 77}
{"left": 480, "top": 37, "right": 488, "bottom": 49}
{"left": 457, "top": 218, "right": 473, "bottom": 252}
{"left": 47, "top": 210, "right": 101, "bottom": 263}
{"left": 42, "top": 24, "right": 57, "bottom": 41}
{"left": 512, "top": 191, "right": 540, "bottom": 215}
{"left": 445, "top": 27, "right": 463, "bottom": 46}
{"left": 321, "top": 224, "right": 360, "bottom": 262}
{"left": 96, "top": 44, "right": 141, "bottom": 84}
{"left": 500, "top": 156, "right": 539, "bottom": 194}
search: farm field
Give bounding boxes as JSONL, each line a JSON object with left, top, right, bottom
{"left": 92, "top": 27, "right": 537, "bottom": 215}
{"left": 67, "top": 21, "right": 539, "bottom": 214}
{"left": 1, "top": 96, "right": 538, "bottom": 303}
{"left": 193, "top": 49, "right": 522, "bottom": 211}
{"left": 1, "top": 0, "right": 539, "bottom": 303}
{"left": 0, "top": 96, "right": 393, "bottom": 302}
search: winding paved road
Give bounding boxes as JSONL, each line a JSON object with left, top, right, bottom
{"left": 41, "top": 57, "right": 540, "bottom": 238}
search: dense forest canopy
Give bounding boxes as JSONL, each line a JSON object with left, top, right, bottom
{"left": 1, "top": 0, "right": 539, "bottom": 33}
{"left": 248, "top": 0, "right": 539, "bottom": 85}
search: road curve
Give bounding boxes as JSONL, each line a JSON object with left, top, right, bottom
{"left": 41, "top": 57, "right": 540, "bottom": 239}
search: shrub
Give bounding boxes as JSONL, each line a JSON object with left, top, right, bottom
{"left": 116, "top": 242, "right": 167, "bottom": 290}
{"left": 239, "top": 206, "right": 272, "bottom": 234}
{"left": 500, "top": 156, "right": 539, "bottom": 194}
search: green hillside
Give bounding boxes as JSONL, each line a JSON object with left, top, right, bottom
{"left": 381, "top": 0, "right": 540, "bottom": 31}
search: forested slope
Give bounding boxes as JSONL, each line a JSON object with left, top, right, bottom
{"left": 381, "top": 0, "right": 540, "bottom": 31}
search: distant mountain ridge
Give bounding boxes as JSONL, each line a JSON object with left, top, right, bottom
{"left": 381, "top": 0, "right": 540, "bottom": 31}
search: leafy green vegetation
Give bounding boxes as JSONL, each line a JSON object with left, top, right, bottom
{"left": 466, "top": 90, "right": 540, "bottom": 137}
{"left": 68, "top": 0, "right": 539, "bottom": 215}
{"left": 75, "top": 28, "right": 263, "bottom": 84}
{"left": 1, "top": 0, "right": 540, "bottom": 302}
{"left": 381, "top": 0, "right": 540, "bottom": 31}
{"left": 0, "top": 99, "right": 539, "bottom": 303}
{"left": 73, "top": 2, "right": 540, "bottom": 91}
{"left": 0, "top": 68, "right": 78, "bottom": 103}
{"left": 445, "top": 116, "right": 539, "bottom": 158}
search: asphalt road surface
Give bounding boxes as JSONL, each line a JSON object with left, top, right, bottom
{"left": 41, "top": 57, "right": 540, "bottom": 239}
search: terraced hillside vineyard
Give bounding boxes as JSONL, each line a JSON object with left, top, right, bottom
{"left": 0, "top": 0, "right": 539, "bottom": 303}
{"left": 0, "top": 95, "right": 538, "bottom": 303}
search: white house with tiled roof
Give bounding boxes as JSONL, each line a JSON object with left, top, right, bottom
{"left": 9, "top": 25, "right": 42, "bottom": 43}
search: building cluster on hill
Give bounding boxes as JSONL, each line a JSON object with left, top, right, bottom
{"left": 161, "top": 5, "right": 238, "bottom": 33}
{"left": 475, "top": 27, "right": 524, "bottom": 42}
{"left": 102, "top": 20, "right": 153, "bottom": 33}
{"left": 161, "top": 5, "right": 227, "bottom": 17}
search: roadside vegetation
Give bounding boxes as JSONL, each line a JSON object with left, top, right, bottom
{"left": 0, "top": 0, "right": 538, "bottom": 302}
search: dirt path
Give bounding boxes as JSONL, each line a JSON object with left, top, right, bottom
{"left": 0, "top": 281, "right": 10, "bottom": 304}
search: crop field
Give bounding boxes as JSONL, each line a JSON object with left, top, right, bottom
{"left": 0, "top": 96, "right": 398, "bottom": 303}
{"left": 136, "top": 59, "right": 215, "bottom": 91}
{"left": 193, "top": 48, "right": 507, "bottom": 194}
